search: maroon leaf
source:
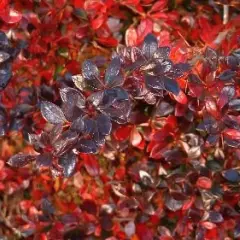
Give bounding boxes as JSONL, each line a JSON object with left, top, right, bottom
{"left": 208, "top": 211, "right": 224, "bottom": 223}
{"left": 218, "top": 69, "right": 236, "bottom": 81}
{"left": 82, "top": 154, "right": 100, "bottom": 176}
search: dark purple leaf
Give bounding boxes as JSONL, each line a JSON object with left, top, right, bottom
{"left": 82, "top": 117, "right": 95, "bottom": 135}
{"left": 28, "top": 133, "right": 44, "bottom": 150}
{"left": 208, "top": 211, "right": 224, "bottom": 223}
{"left": 0, "top": 31, "right": 9, "bottom": 47}
{"left": 224, "top": 115, "right": 240, "bottom": 130}
{"left": 206, "top": 134, "right": 220, "bottom": 146}
{"left": 62, "top": 102, "right": 84, "bottom": 121}
{"left": 218, "top": 69, "right": 236, "bottom": 81}
{"left": 188, "top": 73, "right": 202, "bottom": 84}
{"left": 60, "top": 87, "right": 85, "bottom": 109}
{"left": 232, "top": 48, "right": 240, "bottom": 60}
{"left": 105, "top": 57, "right": 123, "bottom": 88}
{"left": 8, "top": 153, "right": 36, "bottom": 167}
{"left": 100, "top": 87, "right": 129, "bottom": 108}
{"left": 0, "top": 62, "right": 11, "bottom": 91}
{"left": 59, "top": 151, "right": 77, "bottom": 177}
{"left": 205, "top": 47, "right": 218, "bottom": 70}
{"left": 154, "top": 60, "right": 173, "bottom": 74}
{"left": 100, "top": 215, "right": 113, "bottom": 231}
{"left": 234, "top": 223, "right": 240, "bottom": 239}
{"left": 142, "top": 34, "right": 158, "bottom": 59}
{"left": 219, "top": 86, "right": 235, "bottom": 108}
{"left": 70, "top": 117, "right": 84, "bottom": 133}
{"left": 92, "top": 130, "right": 105, "bottom": 147}
{"left": 102, "top": 100, "right": 131, "bottom": 124}
{"left": 49, "top": 124, "right": 63, "bottom": 143}
{"left": 145, "top": 74, "right": 164, "bottom": 93}
{"left": 54, "top": 130, "right": 79, "bottom": 156}
{"left": 76, "top": 139, "right": 98, "bottom": 153}
{"left": 82, "top": 60, "right": 103, "bottom": 91}
{"left": 165, "top": 194, "right": 183, "bottom": 212}
{"left": 36, "top": 153, "right": 52, "bottom": 167}
{"left": 171, "top": 63, "right": 190, "bottom": 78}
{"left": 222, "top": 169, "right": 240, "bottom": 182}
{"left": 229, "top": 99, "right": 240, "bottom": 111}
{"left": 41, "top": 101, "right": 66, "bottom": 124}
{"left": 87, "top": 91, "right": 104, "bottom": 107}
{"left": 224, "top": 136, "right": 240, "bottom": 148}
{"left": 226, "top": 55, "right": 239, "bottom": 70}
{"left": 0, "top": 51, "right": 10, "bottom": 63}
{"left": 153, "top": 46, "right": 170, "bottom": 59}
{"left": 163, "top": 77, "right": 180, "bottom": 95}
{"left": 41, "top": 198, "right": 55, "bottom": 215}
{"left": 96, "top": 113, "right": 112, "bottom": 136}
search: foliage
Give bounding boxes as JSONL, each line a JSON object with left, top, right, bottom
{"left": 0, "top": 0, "right": 240, "bottom": 239}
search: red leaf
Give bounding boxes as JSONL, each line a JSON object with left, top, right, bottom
{"left": 114, "top": 125, "right": 133, "bottom": 141}
{"left": 74, "top": 0, "right": 84, "bottom": 8}
{"left": 0, "top": 0, "right": 8, "bottom": 10}
{"left": 223, "top": 129, "right": 240, "bottom": 140}
{"left": 0, "top": 8, "right": 22, "bottom": 24}
{"left": 136, "top": 223, "right": 153, "bottom": 240}
{"left": 200, "top": 221, "right": 216, "bottom": 230}
{"left": 82, "top": 154, "right": 100, "bottom": 177}
{"left": 196, "top": 176, "right": 212, "bottom": 189}
{"left": 205, "top": 98, "right": 220, "bottom": 119}
{"left": 149, "top": 0, "right": 167, "bottom": 13}
{"left": 91, "top": 15, "right": 105, "bottom": 30}
{"left": 76, "top": 24, "right": 89, "bottom": 40}
{"left": 137, "top": 18, "right": 153, "bottom": 44}
{"left": 54, "top": 0, "right": 66, "bottom": 8}
{"left": 125, "top": 27, "right": 138, "bottom": 47}
{"left": 96, "top": 37, "right": 118, "bottom": 47}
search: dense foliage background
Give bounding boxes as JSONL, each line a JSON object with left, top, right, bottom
{"left": 0, "top": 0, "right": 240, "bottom": 239}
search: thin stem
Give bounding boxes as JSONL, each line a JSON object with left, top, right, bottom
{"left": 223, "top": 5, "right": 229, "bottom": 25}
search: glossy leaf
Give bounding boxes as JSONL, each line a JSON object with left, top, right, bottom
{"left": 163, "top": 77, "right": 180, "bottom": 95}
{"left": 60, "top": 87, "right": 85, "bottom": 109}
{"left": 8, "top": 154, "right": 36, "bottom": 167}
{"left": 142, "top": 34, "right": 158, "bottom": 59}
{"left": 0, "top": 62, "right": 11, "bottom": 91}
{"left": 105, "top": 57, "right": 123, "bottom": 88}
{"left": 59, "top": 151, "right": 77, "bottom": 177}
{"left": 82, "top": 60, "right": 103, "bottom": 91}
{"left": 222, "top": 169, "right": 240, "bottom": 182}
{"left": 76, "top": 139, "right": 98, "bottom": 154}
{"left": 96, "top": 113, "right": 112, "bottom": 136}
{"left": 41, "top": 101, "right": 66, "bottom": 124}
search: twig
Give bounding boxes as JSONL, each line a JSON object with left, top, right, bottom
{"left": 0, "top": 212, "right": 23, "bottom": 238}
{"left": 223, "top": 5, "right": 229, "bottom": 24}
